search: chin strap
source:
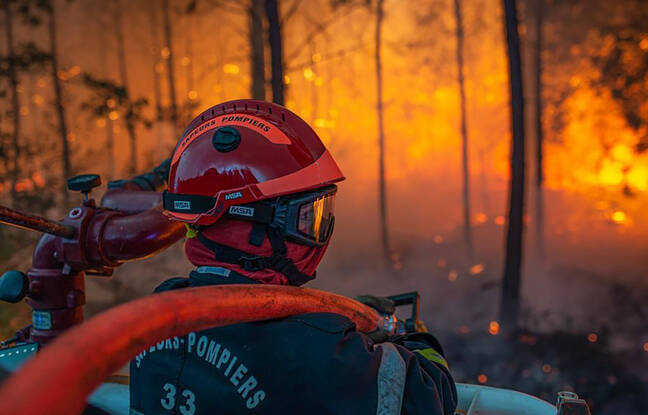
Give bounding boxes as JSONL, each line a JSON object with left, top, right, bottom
{"left": 196, "top": 227, "right": 314, "bottom": 286}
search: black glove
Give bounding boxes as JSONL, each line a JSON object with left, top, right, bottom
{"left": 356, "top": 295, "right": 396, "bottom": 343}
{"left": 355, "top": 295, "right": 395, "bottom": 315}
{"left": 108, "top": 158, "right": 171, "bottom": 191}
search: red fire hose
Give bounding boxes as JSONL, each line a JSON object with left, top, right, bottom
{"left": 0, "top": 284, "right": 379, "bottom": 415}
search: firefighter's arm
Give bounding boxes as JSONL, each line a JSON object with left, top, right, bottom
{"left": 107, "top": 158, "right": 171, "bottom": 191}
{"left": 389, "top": 333, "right": 458, "bottom": 415}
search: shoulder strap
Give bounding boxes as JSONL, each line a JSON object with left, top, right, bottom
{"left": 196, "top": 230, "right": 314, "bottom": 286}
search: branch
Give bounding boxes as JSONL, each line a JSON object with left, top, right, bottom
{"left": 285, "top": 3, "right": 359, "bottom": 62}
{"left": 280, "top": 0, "right": 301, "bottom": 26}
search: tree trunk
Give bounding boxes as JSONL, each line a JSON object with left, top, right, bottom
{"left": 454, "top": 0, "right": 472, "bottom": 257}
{"left": 265, "top": 0, "right": 284, "bottom": 105}
{"left": 533, "top": 0, "right": 545, "bottom": 258}
{"left": 162, "top": 0, "right": 178, "bottom": 132}
{"left": 113, "top": 0, "right": 137, "bottom": 174}
{"left": 249, "top": 0, "right": 266, "bottom": 100}
{"left": 3, "top": 0, "right": 20, "bottom": 206}
{"left": 97, "top": 4, "right": 115, "bottom": 179}
{"left": 375, "top": 0, "right": 390, "bottom": 260}
{"left": 185, "top": 10, "right": 196, "bottom": 105}
{"left": 106, "top": 119, "right": 115, "bottom": 180}
{"left": 149, "top": 6, "right": 163, "bottom": 120}
{"left": 47, "top": 1, "right": 71, "bottom": 204}
{"left": 500, "top": 0, "right": 526, "bottom": 331}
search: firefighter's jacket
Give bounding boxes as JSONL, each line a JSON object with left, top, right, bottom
{"left": 129, "top": 268, "right": 457, "bottom": 415}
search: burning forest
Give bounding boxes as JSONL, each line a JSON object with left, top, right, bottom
{"left": 0, "top": 0, "right": 647, "bottom": 414}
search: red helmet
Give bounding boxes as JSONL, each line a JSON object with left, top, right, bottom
{"left": 164, "top": 99, "right": 345, "bottom": 226}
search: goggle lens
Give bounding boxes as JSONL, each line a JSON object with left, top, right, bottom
{"left": 297, "top": 194, "right": 335, "bottom": 243}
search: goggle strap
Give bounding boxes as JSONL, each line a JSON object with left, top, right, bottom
{"left": 225, "top": 203, "right": 274, "bottom": 224}
{"left": 163, "top": 191, "right": 216, "bottom": 214}
{"left": 249, "top": 222, "right": 266, "bottom": 247}
{"left": 163, "top": 190, "right": 277, "bottom": 225}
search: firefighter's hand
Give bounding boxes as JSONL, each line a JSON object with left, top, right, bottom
{"left": 414, "top": 319, "right": 428, "bottom": 333}
{"left": 356, "top": 295, "right": 395, "bottom": 315}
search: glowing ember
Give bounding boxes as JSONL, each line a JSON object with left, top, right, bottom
{"left": 643, "top": 342, "right": 648, "bottom": 352}
{"left": 283, "top": 75, "right": 291, "bottom": 85}
{"left": 494, "top": 216, "right": 505, "bottom": 226}
{"left": 474, "top": 212, "right": 487, "bottom": 224}
{"left": 223, "top": 64, "right": 240, "bottom": 75}
{"left": 477, "top": 374, "right": 487, "bottom": 383}
{"left": 488, "top": 321, "right": 500, "bottom": 335}
{"left": 160, "top": 47, "right": 170, "bottom": 58}
{"left": 587, "top": 333, "right": 598, "bottom": 343}
{"left": 448, "top": 270, "right": 458, "bottom": 281}
{"left": 640, "top": 38, "right": 648, "bottom": 51}
{"left": 611, "top": 211, "right": 627, "bottom": 224}
{"left": 32, "top": 172, "right": 45, "bottom": 188}
{"left": 303, "top": 67, "right": 315, "bottom": 80}
{"left": 15, "top": 179, "right": 33, "bottom": 192}
{"left": 188, "top": 90, "right": 198, "bottom": 100}
{"left": 108, "top": 111, "right": 119, "bottom": 121}
{"left": 542, "top": 364, "right": 552, "bottom": 374}
{"left": 469, "top": 264, "right": 484, "bottom": 275}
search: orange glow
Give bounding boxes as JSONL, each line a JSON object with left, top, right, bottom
{"left": 611, "top": 211, "right": 627, "bottom": 224}
{"left": 303, "top": 67, "right": 315, "bottom": 81}
{"left": 448, "top": 270, "right": 458, "bottom": 281}
{"left": 474, "top": 212, "right": 488, "bottom": 224}
{"left": 643, "top": 342, "right": 648, "bottom": 352}
{"left": 108, "top": 111, "right": 119, "bottom": 121}
{"left": 488, "top": 321, "right": 500, "bottom": 335}
{"left": 494, "top": 216, "right": 505, "bottom": 226}
{"left": 32, "top": 172, "right": 46, "bottom": 188}
{"left": 223, "top": 63, "right": 240, "bottom": 75}
{"left": 477, "top": 374, "right": 487, "bottom": 383}
{"left": 541, "top": 364, "right": 552, "bottom": 373}
{"left": 469, "top": 264, "right": 484, "bottom": 275}
{"left": 587, "top": 333, "right": 598, "bottom": 343}
{"left": 15, "top": 179, "right": 33, "bottom": 193}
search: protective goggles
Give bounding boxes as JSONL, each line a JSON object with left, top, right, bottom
{"left": 164, "top": 185, "right": 337, "bottom": 246}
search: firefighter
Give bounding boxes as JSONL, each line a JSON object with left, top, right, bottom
{"left": 129, "top": 99, "right": 457, "bottom": 415}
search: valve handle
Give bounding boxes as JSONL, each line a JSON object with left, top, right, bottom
{"left": 0, "top": 271, "right": 28, "bottom": 303}
{"left": 67, "top": 174, "right": 101, "bottom": 194}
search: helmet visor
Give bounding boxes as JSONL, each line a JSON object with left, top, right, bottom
{"left": 297, "top": 193, "right": 335, "bottom": 244}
